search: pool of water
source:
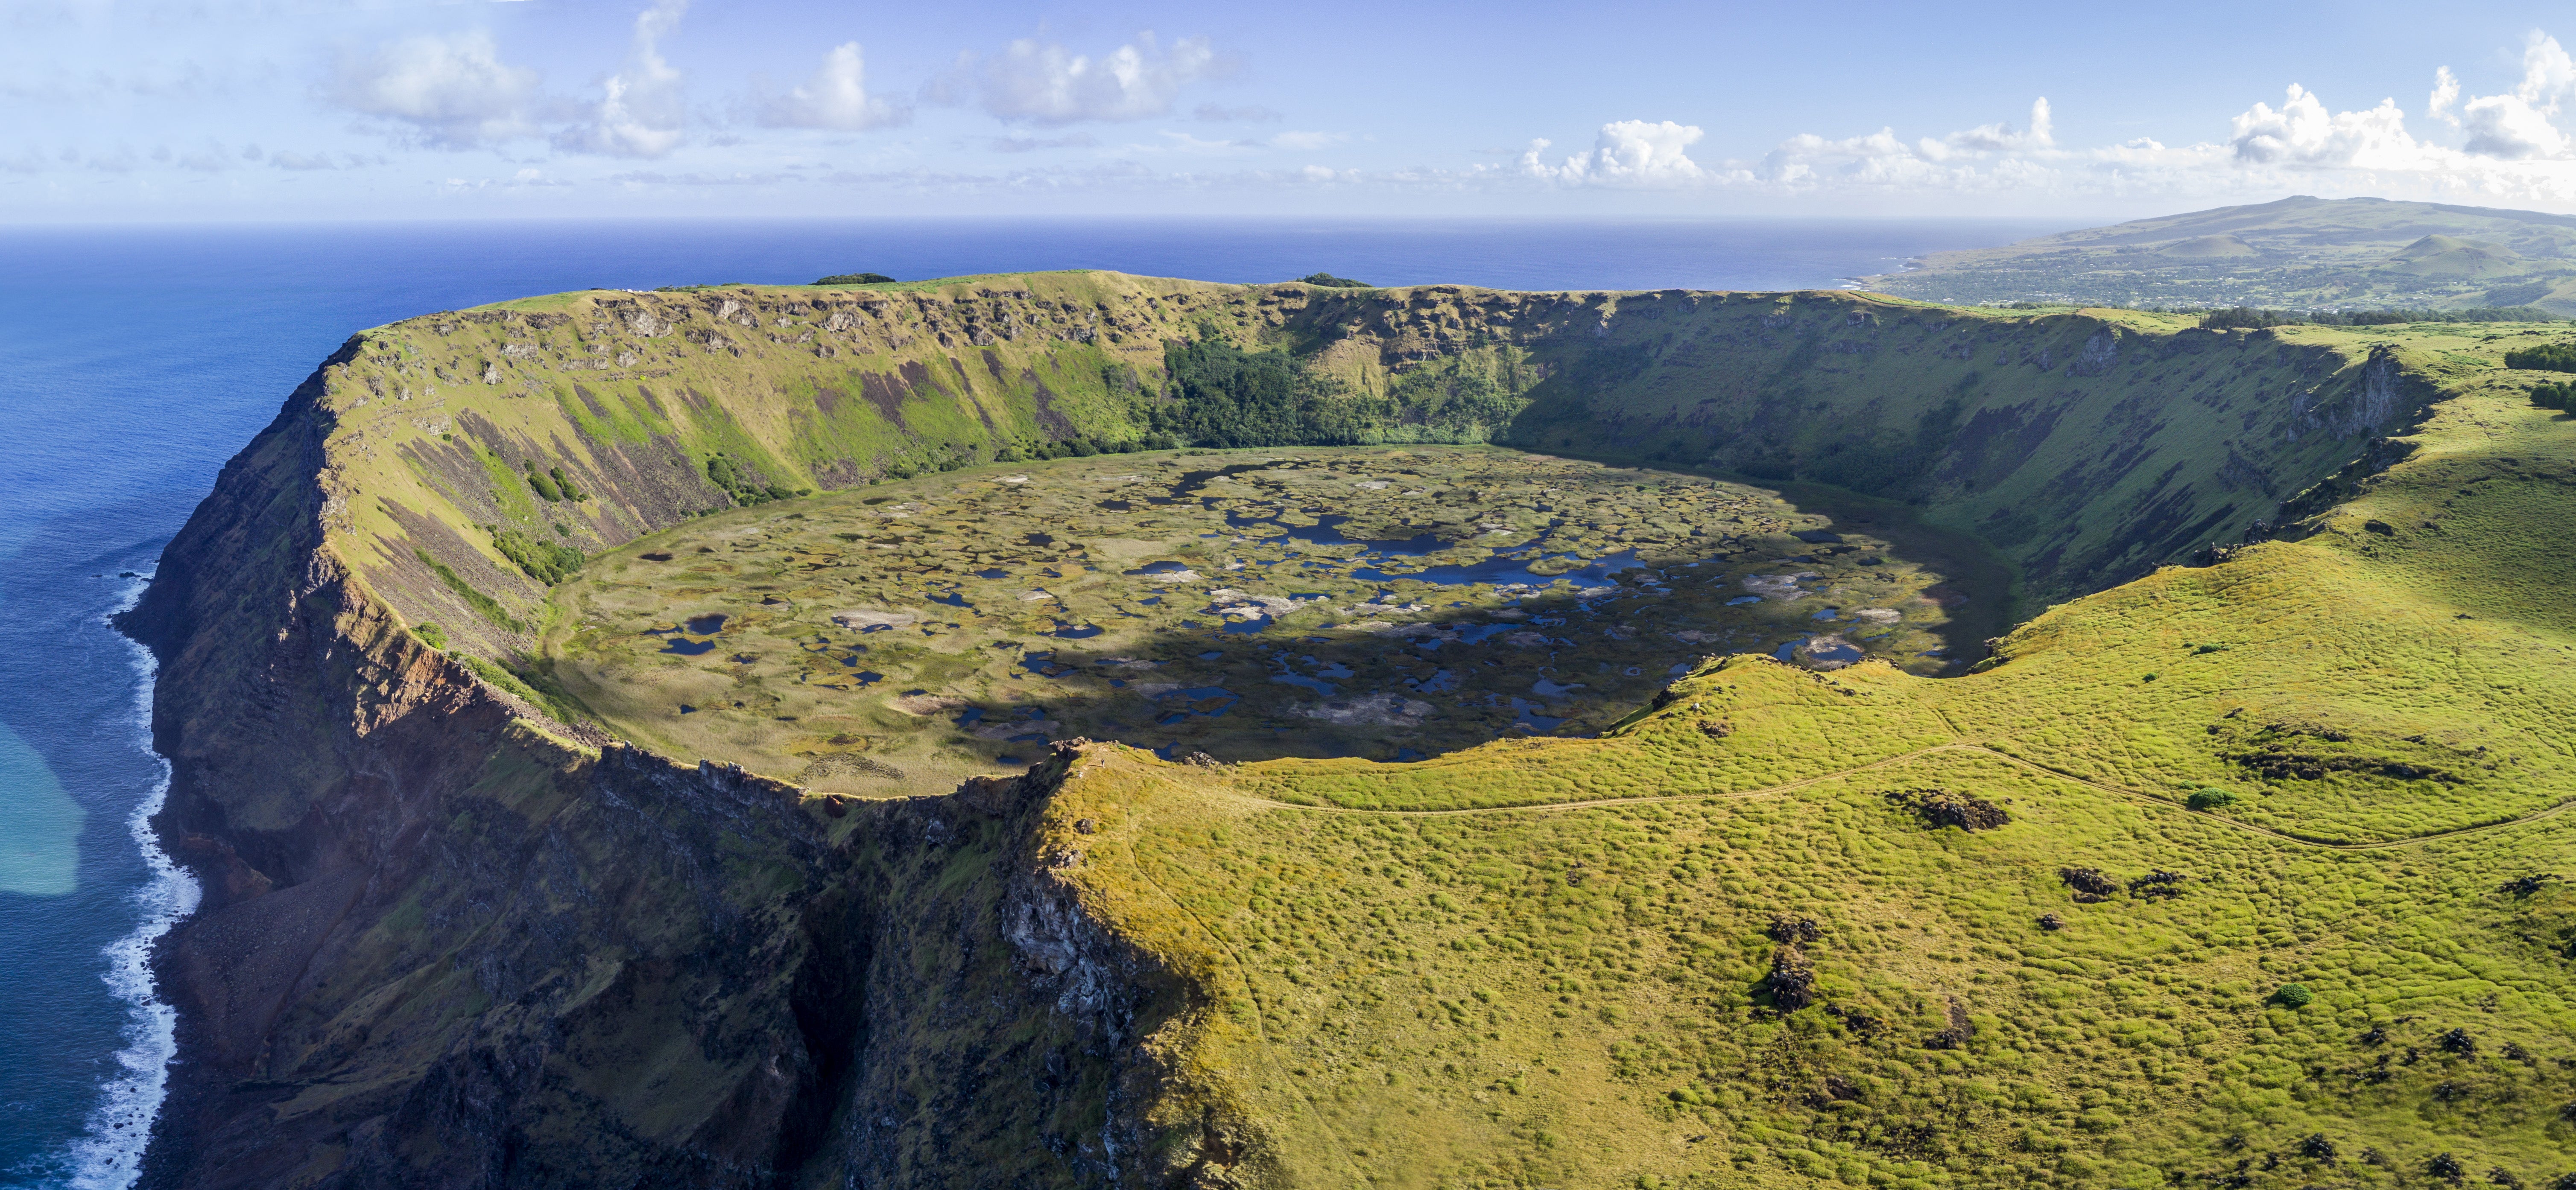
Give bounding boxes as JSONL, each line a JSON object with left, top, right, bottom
{"left": 659, "top": 639, "right": 716, "bottom": 656}
{"left": 1509, "top": 697, "right": 1567, "bottom": 733}
{"left": 1177, "top": 473, "right": 1658, "bottom": 592}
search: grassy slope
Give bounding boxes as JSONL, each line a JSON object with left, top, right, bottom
{"left": 1025, "top": 345, "right": 2576, "bottom": 1188}
{"left": 1869, "top": 195, "right": 2576, "bottom": 313}
{"left": 314, "top": 273, "right": 1233, "bottom": 662}
{"left": 1506, "top": 292, "right": 2434, "bottom": 609}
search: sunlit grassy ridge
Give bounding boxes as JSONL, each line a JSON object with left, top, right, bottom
{"left": 1010, "top": 356, "right": 2576, "bottom": 1188}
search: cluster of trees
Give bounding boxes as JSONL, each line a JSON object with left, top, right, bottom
{"left": 2198, "top": 305, "right": 2557, "bottom": 330}
{"left": 706, "top": 454, "right": 804, "bottom": 505}
{"left": 1152, "top": 337, "right": 1386, "bottom": 447}
{"left": 995, "top": 435, "right": 1178, "bottom": 462}
{"left": 813, "top": 272, "right": 896, "bottom": 286}
{"left": 488, "top": 527, "right": 585, "bottom": 585}
{"left": 2503, "top": 342, "right": 2576, "bottom": 371}
{"left": 1149, "top": 336, "right": 1532, "bottom": 449}
{"left": 1296, "top": 272, "right": 1374, "bottom": 288}
{"left": 524, "top": 463, "right": 585, "bottom": 502}
{"left": 2528, "top": 381, "right": 2576, "bottom": 410}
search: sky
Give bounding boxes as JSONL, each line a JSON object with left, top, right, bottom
{"left": 9, "top": 0, "right": 2576, "bottom": 223}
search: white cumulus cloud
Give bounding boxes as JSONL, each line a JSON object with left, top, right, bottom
{"left": 1918, "top": 98, "right": 2053, "bottom": 159}
{"left": 555, "top": 0, "right": 689, "bottom": 158}
{"left": 325, "top": 30, "right": 540, "bottom": 149}
{"left": 2227, "top": 85, "right": 2427, "bottom": 168}
{"left": 760, "top": 42, "right": 908, "bottom": 131}
{"left": 931, "top": 32, "right": 1224, "bottom": 125}
{"left": 1522, "top": 120, "right": 1706, "bottom": 187}
{"left": 2460, "top": 93, "right": 2569, "bottom": 159}
{"left": 2442, "top": 32, "right": 2576, "bottom": 159}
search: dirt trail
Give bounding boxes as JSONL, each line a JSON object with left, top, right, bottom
{"left": 1223, "top": 741, "right": 2576, "bottom": 850}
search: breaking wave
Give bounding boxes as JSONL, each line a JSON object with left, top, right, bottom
{"left": 61, "top": 580, "right": 199, "bottom": 1190}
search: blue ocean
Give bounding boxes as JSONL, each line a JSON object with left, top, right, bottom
{"left": 0, "top": 216, "right": 2064, "bottom": 1186}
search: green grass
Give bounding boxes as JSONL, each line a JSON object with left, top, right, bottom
{"left": 416, "top": 548, "right": 524, "bottom": 633}
{"left": 1010, "top": 343, "right": 2576, "bottom": 1189}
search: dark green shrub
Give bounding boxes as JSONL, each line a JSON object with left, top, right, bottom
{"left": 2505, "top": 343, "right": 2576, "bottom": 372}
{"left": 2531, "top": 381, "right": 2575, "bottom": 410}
{"left": 2187, "top": 788, "right": 2237, "bottom": 811}
{"left": 413, "top": 621, "right": 450, "bottom": 650}
{"left": 706, "top": 454, "right": 785, "bottom": 504}
{"left": 489, "top": 528, "right": 585, "bottom": 585}
{"left": 813, "top": 272, "right": 895, "bottom": 285}
{"left": 526, "top": 468, "right": 562, "bottom": 502}
{"left": 413, "top": 548, "right": 522, "bottom": 632}
{"left": 548, "top": 467, "right": 585, "bottom": 501}
{"left": 1297, "top": 272, "right": 1373, "bottom": 288}
{"left": 2273, "top": 983, "right": 2314, "bottom": 1008}
{"left": 1067, "top": 439, "right": 1098, "bottom": 457}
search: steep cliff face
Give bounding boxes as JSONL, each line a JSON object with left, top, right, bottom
{"left": 120, "top": 349, "right": 1224, "bottom": 1187}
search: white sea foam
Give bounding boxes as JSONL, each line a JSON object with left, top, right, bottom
{"left": 63, "top": 579, "right": 200, "bottom": 1190}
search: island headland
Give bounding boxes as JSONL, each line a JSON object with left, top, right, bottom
{"left": 119, "top": 271, "right": 2576, "bottom": 1189}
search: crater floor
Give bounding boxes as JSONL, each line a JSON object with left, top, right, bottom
{"left": 542, "top": 446, "right": 2002, "bottom": 795}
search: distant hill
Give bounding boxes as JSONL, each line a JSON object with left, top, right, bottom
{"left": 1871, "top": 195, "right": 2576, "bottom": 314}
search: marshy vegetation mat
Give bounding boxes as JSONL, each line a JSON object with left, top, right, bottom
{"left": 546, "top": 447, "right": 2000, "bottom": 796}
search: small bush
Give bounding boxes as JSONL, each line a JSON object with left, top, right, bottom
{"left": 813, "top": 271, "right": 895, "bottom": 285}
{"left": 526, "top": 468, "right": 562, "bottom": 502}
{"left": 2187, "top": 788, "right": 2237, "bottom": 811}
{"left": 1297, "top": 272, "right": 1374, "bottom": 288}
{"left": 413, "top": 621, "right": 449, "bottom": 650}
{"left": 2273, "top": 983, "right": 2315, "bottom": 1008}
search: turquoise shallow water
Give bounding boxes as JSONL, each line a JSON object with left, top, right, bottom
{"left": 0, "top": 216, "right": 2063, "bottom": 1186}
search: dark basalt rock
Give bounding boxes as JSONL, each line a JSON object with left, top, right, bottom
{"left": 1889, "top": 787, "right": 2010, "bottom": 831}
{"left": 1762, "top": 946, "right": 1817, "bottom": 1012}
